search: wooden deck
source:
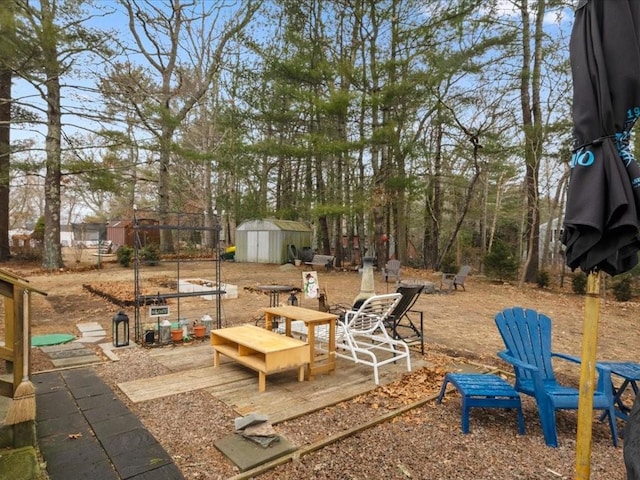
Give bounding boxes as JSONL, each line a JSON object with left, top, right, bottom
{"left": 117, "top": 342, "right": 427, "bottom": 424}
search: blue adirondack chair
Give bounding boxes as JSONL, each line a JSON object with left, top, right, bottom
{"left": 495, "top": 307, "right": 618, "bottom": 447}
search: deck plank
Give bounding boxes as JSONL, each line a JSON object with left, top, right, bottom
{"left": 207, "top": 357, "right": 426, "bottom": 423}
{"left": 117, "top": 363, "right": 252, "bottom": 403}
{"left": 120, "top": 341, "right": 426, "bottom": 424}
{"left": 148, "top": 343, "right": 214, "bottom": 371}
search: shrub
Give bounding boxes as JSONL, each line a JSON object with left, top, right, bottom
{"left": 31, "top": 216, "right": 45, "bottom": 242}
{"left": 612, "top": 274, "right": 633, "bottom": 302}
{"left": 439, "top": 254, "right": 457, "bottom": 274}
{"left": 484, "top": 240, "right": 518, "bottom": 282}
{"left": 140, "top": 244, "right": 160, "bottom": 265}
{"left": 116, "top": 245, "right": 134, "bottom": 267}
{"left": 405, "top": 257, "right": 424, "bottom": 269}
{"left": 536, "top": 270, "right": 550, "bottom": 288}
{"left": 572, "top": 271, "right": 587, "bottom": 295}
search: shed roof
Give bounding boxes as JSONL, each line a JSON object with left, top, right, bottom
{"left": 108, "top": 220, "right": 130, "bottom": 228}
{"left": 237, "top": 219, "right": 311, "bottom": 232}
{"left": 107, "top": 219, "right": 160, "bottom": 227}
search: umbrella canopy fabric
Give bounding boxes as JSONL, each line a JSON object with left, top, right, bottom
{"left": 563, "top": 0, "right": 640, "bottom": 276}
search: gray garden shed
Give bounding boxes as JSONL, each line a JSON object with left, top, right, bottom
{"left": 235, "top": 219, "right": 312, "bottom": 264}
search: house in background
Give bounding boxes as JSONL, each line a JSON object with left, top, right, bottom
{"left": 60, "top": 225, "right": 74, "bottom": 246}
{"left": 9, "top": 225, "right": 73, "bottom": 254}
{"left": 106, "top": 219, "right": 160, "bottom": 249}
{"left": 71, "top": 223, "right": 106, "bottom": 246}
{"left": 539, "top": 217, "right": 564, "bottom": 266}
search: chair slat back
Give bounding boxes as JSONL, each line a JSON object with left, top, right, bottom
{"left": 495, "top": 307, "right": 556, "bottom": 385}
{"left": 455, "top": 265, "right": 472, "bottom": 283}
{"left": 388, "top": 285, "right": 424, "bottom": 321}
{"left": 386, "top": 260, "right": 401, "bottom": 274}
{"left": 344, "top": 293, "right": 402, "bottom": 335}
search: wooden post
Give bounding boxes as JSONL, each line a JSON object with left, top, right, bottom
{"left": 0, "top": 270, "right": 47, "bottom": 401}
{"left": 12, "top": 286, "right": 25, "bottom": 395}
{"left": 575, "top": 270, "right": 600, "bottom": 479}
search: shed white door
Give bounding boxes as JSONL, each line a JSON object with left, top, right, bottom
{"left": 247, "top": 231, "right": 270, "bottom": 263}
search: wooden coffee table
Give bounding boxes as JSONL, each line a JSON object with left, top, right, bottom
{"left": 264, "top": 306, "right": 338, "bottom": 380}
{"left": 211, "top": 325, "right": 309, "bottom": 392}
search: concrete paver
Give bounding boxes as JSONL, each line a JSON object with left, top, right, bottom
{"left": 34, "top": 367, "right": 184, "bottom": 480}
{"left": 215, "top": 433, "right": 296, "bottom": 472}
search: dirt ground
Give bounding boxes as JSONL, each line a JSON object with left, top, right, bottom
{"left": 2, "top": 253, "right": 638, "bottom": 370}
{"left": 1, "top": 253, "right": 636, "bottom": 478}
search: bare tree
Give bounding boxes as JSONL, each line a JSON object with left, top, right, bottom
{"left": 105, "top": 0, "right": 262, "bottom": 253}
{"left": 14, "top": 0, "right": 111, "bottom": 269}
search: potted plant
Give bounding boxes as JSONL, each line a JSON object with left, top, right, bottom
{"left": 170, "top": 329, "right": 183, "bottom": 343}
{"left": 193, "top": 324, "right": 206, "bottom": 339}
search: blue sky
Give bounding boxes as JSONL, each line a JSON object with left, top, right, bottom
{"left": 11, "top": 0, "right": 577, "bottom": 141}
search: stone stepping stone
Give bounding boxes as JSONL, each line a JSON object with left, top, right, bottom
{"left": 215, "top": 433, "right": 296, "bottom": 472}
{"left": 47, "top": 348, "right": 97, "bottom": 360}
{"left": 40, "top": 339, "right": 103, "bottom": 368}
{"left": 74, "top": 336, "right": 106, "bottom": 345}
{"left": 51, "top": 355, "right": 102, "bottom": 368}
{"left": 75, "top": 322, "right": 107, "bottom": 344}
{"left": 76, "top": 322, "right": 105, "bottom": 334}
{"left": 40, "top": 343, "right": 81, "bottom": 354}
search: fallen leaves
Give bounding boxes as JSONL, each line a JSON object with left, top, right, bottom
{"left": 82, "top": 282, "right": 165, "bottom": 305}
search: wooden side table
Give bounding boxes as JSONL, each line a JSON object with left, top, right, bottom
{"left": 264, "top": 306, "right": 338, "bottom": 380}
{"left": 211, "top": 325, "right": 309, "bottom": 392}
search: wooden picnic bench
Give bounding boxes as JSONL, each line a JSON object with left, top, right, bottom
{"left": 304, "top": 254, "right": 335, "bottom": 270}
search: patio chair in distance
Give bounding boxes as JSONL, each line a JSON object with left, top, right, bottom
{"left": 382, "top": 259, "right": 401, "bottom": 284}
{"left": 384, "top": 285, "right": 425, "bottom": 354}
{"left": 440, "top": 265, "right": 471, "bottom": 292}
{"left": 495, "top": 307, "right": 618, "bottom": 447}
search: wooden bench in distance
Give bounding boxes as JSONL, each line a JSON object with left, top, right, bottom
{"left": 304, "top": 254, "right": 335, "bottom": 270}
{"left": 90, "top": 241, "right": 115, "bottom": 259}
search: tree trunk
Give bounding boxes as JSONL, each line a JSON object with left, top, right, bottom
{"left": 41, "top": 0, "right": 63, "bottom": 270}
{"left": 42, "top": 78, "right": 64, "bottom": 270}
{"left": 426, "top": 122, "right": 443, "bottom": 270}
{"left": 0, "top": 1, "right": 15, "bottom": 261}
{"left": 0, "top": 66, "right": 10, "bottom": 262}
{"left": 158, "top": 129, "right": 174, "bottom": 253}
{"left": 519, "top": 0, "right": 545, "bottom": 284}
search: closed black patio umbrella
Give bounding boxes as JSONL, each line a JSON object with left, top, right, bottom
{"left": 563, "top": 0, "right": 640, "bottom": 276}
{"left": 564, "top": 2, "right": 640, "bottom": 478}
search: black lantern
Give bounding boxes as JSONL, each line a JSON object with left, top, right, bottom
{"left": 112, "top": 310, "right": 130, "bottom": 347}
{"left": 288, "top": 292, "right": 298, "bottom": 306}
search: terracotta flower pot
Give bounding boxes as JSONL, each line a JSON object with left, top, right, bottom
{"left": 193, "top": 325, "right": 206, "bottom": 339}
{"left": 170, "top": 329, "right": 183, "bottom": 342}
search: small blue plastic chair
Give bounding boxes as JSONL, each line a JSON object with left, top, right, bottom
{"left": 495, "top": 307, "right": 618, "bottom": 447}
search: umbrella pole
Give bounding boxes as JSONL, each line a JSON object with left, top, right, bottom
{"left": 575, "top": 270, "right": 601, "bottom": 480}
